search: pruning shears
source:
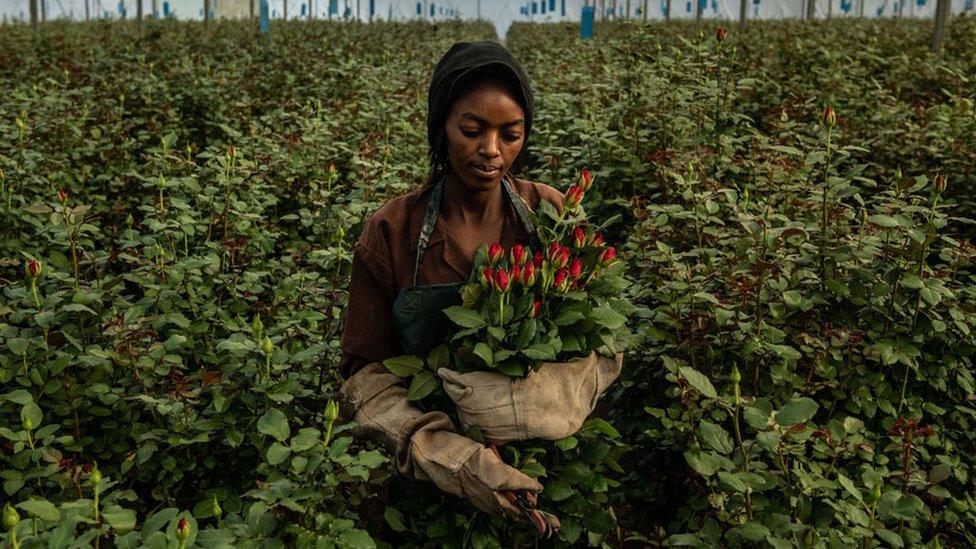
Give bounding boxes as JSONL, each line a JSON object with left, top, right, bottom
{"left": 487, "top": 442, "right": 558, "bottom": 538}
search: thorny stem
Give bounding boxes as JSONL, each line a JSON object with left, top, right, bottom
{"left": 819, "top": 127, "right": 834, "bottom": 288}
{"left": 731, "top": 402, "right": 754, "bottom": 521}
{"left": 30, "top": 279, "right": 41, "bottom": 308}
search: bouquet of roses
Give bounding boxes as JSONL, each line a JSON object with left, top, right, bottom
{"left": 443, "top": 170, "right": 633, "bottom": 378}
{"left": 381, "top": 171, "right": 633, "bottom": 544}
{"left": 382, "top": 170, "right": 633, "bottom": 394}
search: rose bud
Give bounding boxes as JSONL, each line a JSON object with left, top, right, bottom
{"left": 510, "top": 243, "right": 527, "bottom": 266}
{"left": 578, "top": 169, "right": 593, "bottom": 193}
{"left": 325, "top": 399, "right": 339, "bottom": 423}
{"left": 3, "top": 502, "right": 19, "bottom": 530}
{"left": 90, "top": 465, "right": 102, "bottom": 485}
{"left": 569, "top": 257, "right": 583, "bottom": 279}
{"left": 532, "top": 251, "right": 544, "bottom": 269}
{"left": 547, "top": 241, "right": 562, "bottom": 262}
{"left": 58, "top": 188, "right": 68, "bottom": 203}
{"left": 573, "top": 227, "right": 586, "bottom": 248}
{"left": 494, "top": 269, "right": 510, "bottom": 293}
{"left": 522, "top": 263, "right": 536, "bottom": 286}
{"left": 488, "top": 242, "right": 505, "bottom": 266}
{"left": 510, "top": 265, "right": 521, "bottom": 286}
{"left": 25, "top": 259, "right": 42, "bottom": 278}
{"left": 934, "top": 173, "right": 948, "bottom": 193}
{"left": 715, "top": 26, "right": 727, "bottom": 42}
{"left": 823, "top": 105, "right": 836, "bottom": 128}
{"left": 555, "top": 246, "right": 571, "bottom": 269}
{"left": 176, "top": 517, "right": 191, "bottom": 541}
{"left": 261, "top": 336, "right": 274, "bottom": 356}
{"left": 564, "top": 185, "right": 584, "bottom": 209}
{"left": 599, "top": 246, "right": 617, "bottom": 266}
{"left": 530, "top": 299, "right": 542, "bottom": 318}
{"left": 211, "top": 494, "right": 223, "bottom": 520}
{"left": 481, "top": 267, "right": 495, "bottom": 288}
{"left": 553, "top": 269, "right": 570, "bottom": 292}
{"left": 590, "top": 233, "right": 604, "bottom": 247}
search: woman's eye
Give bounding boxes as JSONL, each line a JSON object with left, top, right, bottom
{"left": 504, "top": 134, "right": 521, "bottom": 142}
{"left": 461, "top": 129, "right": 480, "bottom": 138}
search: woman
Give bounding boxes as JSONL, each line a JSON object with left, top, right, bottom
{"left": 337, "top": 41, "right": 622, "bottom": 527}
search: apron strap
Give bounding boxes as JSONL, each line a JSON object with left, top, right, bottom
{"left": 412, "top": 174, "right": 542, "bottom": 286}
{"left": 413, "top": 177, "right": 446, "bottom": 286}
{"left": 502, "top": 175, "right": 542, "bottom": 251}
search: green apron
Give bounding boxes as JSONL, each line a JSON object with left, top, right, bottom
{"left": 391, "top": 175, "right": 541, "bottom": 356}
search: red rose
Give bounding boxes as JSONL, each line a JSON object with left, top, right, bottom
{"left": 488, "top": 242, "right": 505, "bottom": 266}
{"left": 510, "top": 243, "right": 527, "bottom": 266}
{"left": 579, "top": 169, "right": 592, "bottom": 193}
{"left": 531, "top": 299, "right": 542, "bottom": 318}
{"left": 494, "top": 269, "right": 510, "bottom": 293}
{"left": 569, "top": 257, "right": 583, "bottom": 279}
{"left": 599, "top": 247, "right": 617, "bottom": 266}
{"left": 522, "top": 263, "right": 536, "bottom": 286}
{"left": 564, "top": 185, "right": 584, "bottom": 209}
{"left": 573, "top": 227, "right": 586, "bottom": 249}
{"left": 715, "top": 27, "right": 727, "bottom": 42}
{"left": 482, "top": 267, "right": 495, "bottom": 288}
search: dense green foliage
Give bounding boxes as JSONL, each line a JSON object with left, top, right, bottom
{"left": 2, "top": 15, "right": 975, "bottom": 548}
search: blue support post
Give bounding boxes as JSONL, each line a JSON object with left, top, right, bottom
{"left": 581, "top": 4, "right": 594, "bottom": 38}
{"left": 259, "top": 0, "right": 269, "bottom": 32}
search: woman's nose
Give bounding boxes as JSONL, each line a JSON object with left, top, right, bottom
{"left": 478, "top": 133, "right": 501, "bottom": 158}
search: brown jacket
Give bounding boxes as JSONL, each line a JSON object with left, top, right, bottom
{"left": 339, "top": 175, "right": 565, "bottom": 377}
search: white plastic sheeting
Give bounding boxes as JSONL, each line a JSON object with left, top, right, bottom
{"left": 2, "top": 0, "right": 973, "bottom": 36}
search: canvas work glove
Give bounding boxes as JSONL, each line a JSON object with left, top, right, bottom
{"left": 436, "top": 351, "right": 624, "bottom": 444}
{"left": 337, "top": 362, "right": 546, "bottom": 521}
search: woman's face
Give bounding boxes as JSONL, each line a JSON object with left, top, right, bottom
{"left": 443, "top": 80, "right": 525, "bottom": 192}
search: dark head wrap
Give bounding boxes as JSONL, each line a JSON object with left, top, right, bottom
{"left": 426, "top": 41, "right": 534, "bottom": 184}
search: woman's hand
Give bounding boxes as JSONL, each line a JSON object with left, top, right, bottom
{"left": 436, "top": 351, "right": 623, "bottom": 444}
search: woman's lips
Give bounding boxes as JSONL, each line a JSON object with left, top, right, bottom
{"left": 469, "top": 163, "right": 501, "bottom": 178}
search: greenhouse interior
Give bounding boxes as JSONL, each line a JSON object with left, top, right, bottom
{"left": 2, "top": 0, "right": 976, "bottom": 546}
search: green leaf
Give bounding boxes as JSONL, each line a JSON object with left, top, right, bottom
{"left": 384, "top": 507, "right": 407, "bottom": 532}
{"left": 678, "top": 366, "right": 717, "bottom": 398}
{"left": 426, "top": 345, "right": 450, "bottom": 370}
{"left": 521, "top": 343, "right": 555, "bottom": 361}
{"left": 21, "top": 402, "right": 43, "bottom": 429}
{"left": 582, "top": 508, "right": 615, "bottom": 534}
{"left": 876, "top": 529, "right": 905, "bottom": 548}
{"left": 382, "top": 355, "right": 424, "bottom": 377}
{"left": 590, "top": 306, "right": 627, "bottom": 330}
{"left": 718, "top": 471, "right": 746, "bottom": 492}
{"left": 257, "top": 409, "right": 290, "bottom": 442}
{"left": 141, "top": 508, "right": 179, "bottom": 537}
{"left": 880, "top": 492, "right": 924, "bottom": 521}
{"left": 775, "top": 397, "right": 819, "bottom": 425}
{"left": 867, "top": 214, "right": 901, "bottom": 228}
{"left": 356, "top": 450, "right": 387, "bottom": 468}
{"left": 290, "top": 428, "right": 321, "bottom": 452}
{"left": 782, "top": 290, "right": 803, "bottom": 308}
{"left": 266, "top": 442, "right": 291, "bottom": 465}
{"left": 700, "top": 421, "right": 734, "bottom": 454}
{"left": 920, "top": 286, "right": 941, "bottom": 307}
{"left": 668, "top": 534, "right": 702, "bottom": 546}
{"left": 837, "top": 473, "right": 862, "bottom": 501}
{"left": 737, "top": 521, "right": 769, "bottom": 541}
{"left": 17, "top": 498, "right": 61, "bottom": 521}
{"left": 443, "top": 306, "right": 486, "bottom": 329}
{"left": 101, "top": 505, "right": 136, "bottom": 533}
{"left": 4, "top": 390, "right": 33, "bottom": 405}
{"left": 544, "top": 481, "right": 574, "bottom": 501}
{"left": 473, "top": 343, "right": 493, "bottom": 366}
{"left": 407, "top": 371, "right": 437, "bottom": 401}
